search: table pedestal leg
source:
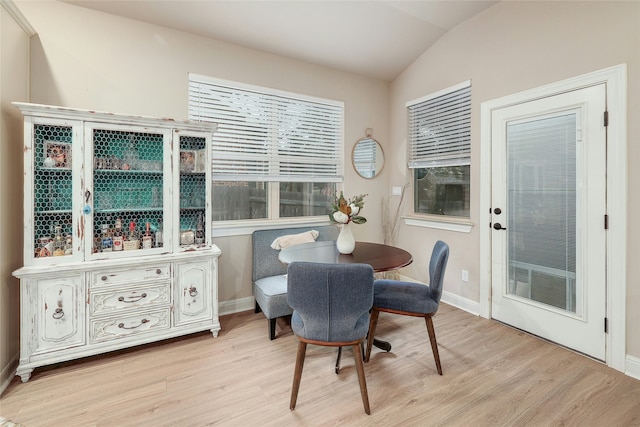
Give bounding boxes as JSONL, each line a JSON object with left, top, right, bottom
{"left": 373, "top": 338, "right": 392, "bottom": 352}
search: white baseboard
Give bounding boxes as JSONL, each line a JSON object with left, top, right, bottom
{"left": 626, "top": 355, "right": 640, "bottom": 381}
{"left": 393, "top": 273, "right": 481, "bottom": 316}
{"left": 0, "top": 353, "right": 18, "bottom": 396}
{"left": 441, "top": 290, "right": 481, "bottom": 316}
{"left": 395, "top": 273, "right": 421, "bottom": 283}
{"left": 219, "top": 296, "right": 255, "bottom": 316}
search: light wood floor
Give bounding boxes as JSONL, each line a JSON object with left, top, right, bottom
{"left": 1, "top": 304, "right": 639, "bottom": 426}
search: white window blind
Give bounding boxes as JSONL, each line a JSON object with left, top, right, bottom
{"left": 188, "top": 73, "right": 344, "bottom": 182}
{"left": 407, "top": 81, "right": 471, "bottom": 169}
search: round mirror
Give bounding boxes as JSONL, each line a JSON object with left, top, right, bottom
{"left": 352, "top": 136, "right": 384, "bottom": 179}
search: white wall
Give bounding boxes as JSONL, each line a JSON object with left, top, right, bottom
{"left": 389, "top": 1, "right": 640, "bottom": 358}
{"left": 0, "top": 0, "right": 31, "bottom": 393}
{"left": 13, "top": 1, "right": 390, "bottom": 307}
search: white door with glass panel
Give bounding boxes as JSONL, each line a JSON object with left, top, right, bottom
{"left": 490, "top": 84, "right": 607, "bottom": 360}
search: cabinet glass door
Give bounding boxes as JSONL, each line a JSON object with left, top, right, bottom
{"left": 178, "top": 134, "right": 208, "bottom": 249}
{"left": 32, "top": 123, "right": 75, "bottom": 261}
{"left": 90, "top": 127, "right": 168, "bottom": 256}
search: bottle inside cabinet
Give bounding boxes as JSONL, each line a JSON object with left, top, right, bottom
{"left": 195, "top": 213, "right": 205, "bottom": 245}
{"left": 100, "top": 223, "right": 113, "bottom": 252}
{"left": 52, "top": 225, "right": 66, "bottom": 257}
{"left": 179, "top": 135, "right": 207, "bottom": 248}
{"left": 142, "top": 222, "right": 153, "bottom": 249}
{"left": 112, "top": 217, "right": 124, "bottom": 252}
{"left": 92, "top": 129, "right": 164, "bottom": 253}
{"left": 124, "top": 220, "right": 140, "bottom": 251}
{"left": 155, "top": 218, "right": 163, "bottom": 248}
{"left": 33, "top": 124, "right": 74, "bottom": 259}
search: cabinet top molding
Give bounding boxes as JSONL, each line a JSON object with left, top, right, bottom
{"left": 13, "top": 245, "right": 222, "bottom": 278}
{"left": 12, "top": 102, "right": 217, "bottom": 133}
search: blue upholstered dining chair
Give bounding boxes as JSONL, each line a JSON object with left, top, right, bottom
{"left": 287, "top": 262, "right": 374, "bottom": 415}
{"left": 365, "top": 240, "right": 449, "bottom": 375}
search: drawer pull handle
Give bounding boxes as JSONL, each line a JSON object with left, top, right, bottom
{"left": 189, "top": 287, "right": 198, "bottom": 297}
{"left": 101, "top": 276, "right": 108, "bottom": 281}
{"left": 52, "top": 307, "right": 64, "bottom": 320}
{"left": 118, "top": 293, "right": 147, "bottom": 303}
{"left": 118, "top": 318, "right": 149, "bottom": 329}
{"left": 156, "top": 269, "right": 161, "bottom": 275}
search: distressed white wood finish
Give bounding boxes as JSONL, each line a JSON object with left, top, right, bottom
{"left": 12, "top": 103, "right": 221, "bottom": 382}
{"left": 89, "top": 283, "right": 170, "bottom": 315}
{"left": 173, "top": 259, "right": 214, "bottom": 326}
{"left": 33, "top": 276, "right": 85, "bottom": 355}
{"left": 90, "top": 265, "right": 171, "bottom": 288}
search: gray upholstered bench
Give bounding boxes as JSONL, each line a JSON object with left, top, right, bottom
{"left": 252, "top": 225, "right": 338, "bottom": 340}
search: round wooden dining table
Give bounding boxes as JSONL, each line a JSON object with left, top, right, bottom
{"left": 278, "top": 240, "right": 413, "bottom": 272}
{"left": 279, "top": 240, "right": 413, "bottom": 366}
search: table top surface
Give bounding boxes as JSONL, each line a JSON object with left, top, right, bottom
{"left": 278, "top": 240, "right": 413, "bottom": 272}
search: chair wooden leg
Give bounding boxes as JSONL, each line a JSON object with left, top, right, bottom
{"left": 269, "top": 318, "right": 276, "bottom": 340}
{"left": 365, "top": 309, "right": 379, "bottom": 362}
{"left": 425, "top": 315, "right": 442, "bottom": 375}
{"left": 352, "top": 343, "right": 371, "bottom": 415}
{"left": 290, "top": 341, "right": 307, "bottom": 410}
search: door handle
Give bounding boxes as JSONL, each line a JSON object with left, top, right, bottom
{"left": 493, "top": 223, "right": 507, "bottom": 230}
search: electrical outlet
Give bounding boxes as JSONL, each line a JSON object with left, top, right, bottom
{"left": 392, "top": 186, "right": 402, "bottom": 196}
{"left": 462, "top": 269, "right": 469, "bottom": 282}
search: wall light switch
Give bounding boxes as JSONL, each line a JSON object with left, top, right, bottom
{"left": 392, "top": 186, "right": 402, "bottom": 196}
{"left": 462, "top": 270, "right": 469, "bottom": 282}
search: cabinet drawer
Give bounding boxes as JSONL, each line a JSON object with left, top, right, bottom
{"left": 90, "top": 309, "right": 170, "bottom": 343}
{"left": 89, "top": 282, "right": 170, "bottom": 316}
{"left": 91, "top": 265, "right": 169, "bottom": 287}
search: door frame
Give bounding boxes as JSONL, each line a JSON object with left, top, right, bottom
{"left": 479, "top": 64, "right": 627, "bottom": 371}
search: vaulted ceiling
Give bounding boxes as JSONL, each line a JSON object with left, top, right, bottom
{"left": 63, "top": 0, "right": 498, "bottom": 81}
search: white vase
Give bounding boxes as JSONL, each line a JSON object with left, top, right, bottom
{"left": 336, "top": 222, "right": 355, "bottom": 254}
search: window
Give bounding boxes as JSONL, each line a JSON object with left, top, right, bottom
{"left": 188, "top": 74, "right": 343, "bottom": 222}
{"left": 407, "top": 81, "right": 471, "bottom": 217}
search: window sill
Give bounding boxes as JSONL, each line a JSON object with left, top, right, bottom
{"left": 403, "top": 215, "right": 473, "bottom": 233}
{"left": 212, "top": 218, "right": 332, "bottom": 238}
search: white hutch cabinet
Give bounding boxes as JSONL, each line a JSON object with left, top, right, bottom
{"left": 12, "top": 103, "right": 220, "bottom": 382}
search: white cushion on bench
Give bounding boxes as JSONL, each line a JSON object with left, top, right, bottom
{"left": 270, "top": 230, "right": 319, "bottom": 250}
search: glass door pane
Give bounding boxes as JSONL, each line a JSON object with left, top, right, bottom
{"left": 92, "top": 129, "right": 165, "bottom": 254}
{"left": 506, "top": 113, "right": 577, "bottom": 312}
{"left": 178, "top": 135, "right": 207, "bottom": 247}
{"left": 34, "top": 124, "right": 74, "bottom": 258}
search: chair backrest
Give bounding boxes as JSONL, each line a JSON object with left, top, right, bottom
{"left": 287, "top": 262, "right": 374, "bottom": 343}
{"left": 428, "top": 240, "right": 450, "bottom": 304}
{"left": 252, "top": 225, "right": 339, "bottom": 282}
